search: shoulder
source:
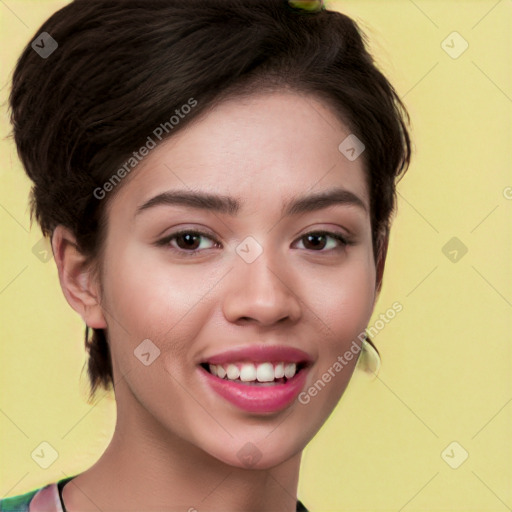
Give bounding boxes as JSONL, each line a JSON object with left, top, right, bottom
{"left": 0, "top": 482, "right": 61, "bottom": 512}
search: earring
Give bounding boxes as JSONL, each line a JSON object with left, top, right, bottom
{"left": 358, "top": 335, "right": 381, "bottom": 377}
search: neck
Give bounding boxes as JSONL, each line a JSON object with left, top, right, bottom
{"left": 62, "top": 387, "right": 302, "bottom": 512}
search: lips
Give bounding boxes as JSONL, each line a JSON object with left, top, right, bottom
{"left": 198, "top": 345, "right": 313, "bottom": 413}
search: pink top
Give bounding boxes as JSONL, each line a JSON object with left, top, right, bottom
{"left": 29, "top": 483, "right": 64, "bottom": 512}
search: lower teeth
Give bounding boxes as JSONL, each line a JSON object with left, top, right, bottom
{"left": 221, "top": 377, "right": 288, "bottom": 385}
{"left": 238, "top": 379, "right": 285, "bottom": 386}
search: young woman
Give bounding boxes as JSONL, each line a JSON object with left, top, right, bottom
{"left": 1, "top": 0, "right": 411, "bottom": 510}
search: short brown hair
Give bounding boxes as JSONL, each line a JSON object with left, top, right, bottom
{"left": 9, "top": 0, "right": 411, "bottom": 401}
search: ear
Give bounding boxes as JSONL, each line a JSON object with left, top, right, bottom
{"left": 374, "top": 228, "right": 389, "bottom": 303}
{"left": 51, "top": 225, "right": 107, "bottom": 329}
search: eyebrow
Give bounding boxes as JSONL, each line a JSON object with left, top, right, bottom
{"left": 135, "top": 187, "right": 367, "bottom": 218}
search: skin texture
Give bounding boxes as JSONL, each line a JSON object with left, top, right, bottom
{"left": 52, "top": 90, "right": 384, "bottom": 512}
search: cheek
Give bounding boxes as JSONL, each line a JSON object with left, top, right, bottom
{"left": 308, "top": 255, "right": 376, "bottom": 339}
{"left": 282, "top": 262, "right": 376, "bottom": 455}
{"left": 103, "top": 240, "right": 206, "bottom": 329}
{"left": 99, "top": 243, "right": 215, "bottom": 378}
{"left": 302, "top": 254, "right": 376, "bottom": 400}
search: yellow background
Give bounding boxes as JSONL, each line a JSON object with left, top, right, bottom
{"left": 1, "top": 1, "right": 510, "bottom": 510}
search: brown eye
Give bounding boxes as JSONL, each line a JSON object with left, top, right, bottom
{"left": 156, "top": 230, "right": 219, "bottom": 256}
{"left": 174, "top": 232, "right": 202, "bottom": 250}
{"left": 296, "top": 231, "right": 349, "bottom": 252}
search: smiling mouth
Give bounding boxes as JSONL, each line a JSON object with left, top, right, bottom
{"left": 199, "top": 361, "right": 310, "bottom": 386}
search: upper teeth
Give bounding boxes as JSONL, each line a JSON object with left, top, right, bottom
{"left": 208, "top": 362, "right": 297, "bottom": 382}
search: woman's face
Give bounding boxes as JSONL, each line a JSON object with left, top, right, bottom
{"left": 95, "top": 90, "right": 377, "bottom": 469}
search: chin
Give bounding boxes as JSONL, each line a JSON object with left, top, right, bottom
{"left": 197, "top": 426, "right": 307, "bottom": 471}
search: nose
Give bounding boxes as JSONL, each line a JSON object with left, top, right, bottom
{"left": 222, "top": 248, "right": 302, "bottom": 327}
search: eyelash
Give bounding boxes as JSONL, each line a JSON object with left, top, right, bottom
{"left": 155, "top": 229, "right": 354, "bottom": 257}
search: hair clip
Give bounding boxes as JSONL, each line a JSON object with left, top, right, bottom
{"left": 287, "top": 0, "right": 325, "bottom": 13}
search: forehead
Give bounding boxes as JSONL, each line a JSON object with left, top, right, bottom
{"left": 110, "top": 90, "right": 369, "bottom": 215}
